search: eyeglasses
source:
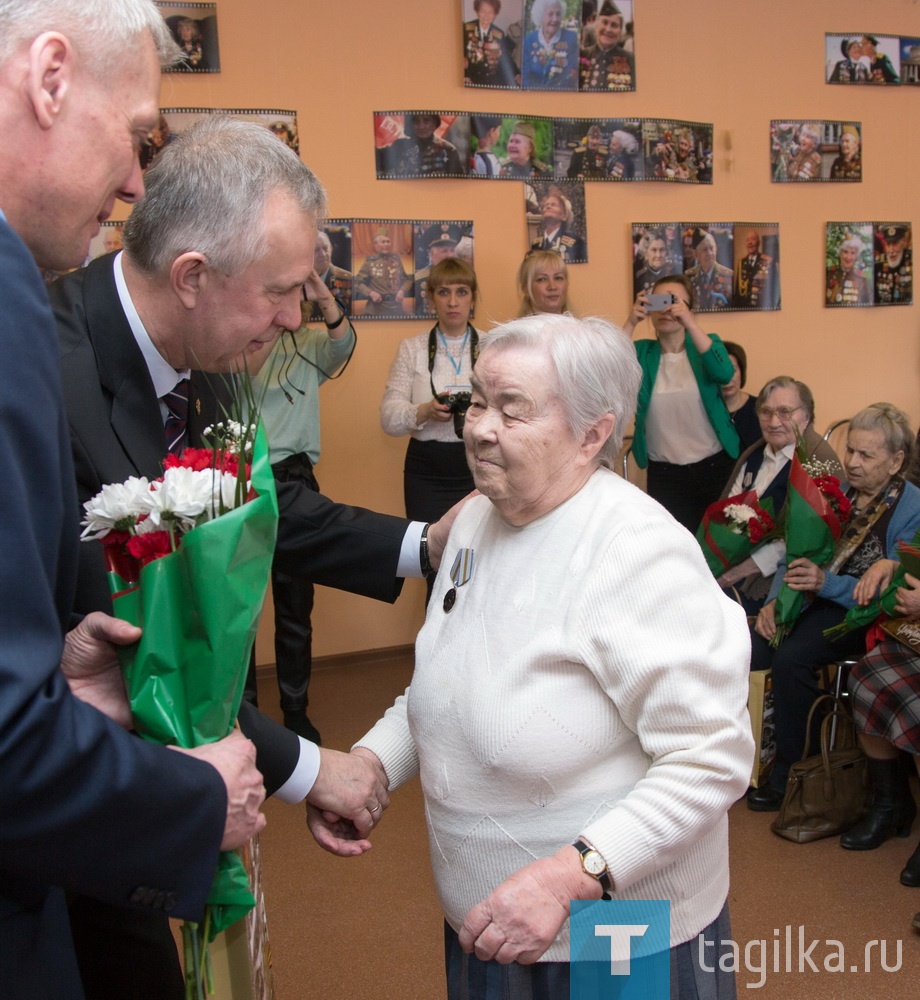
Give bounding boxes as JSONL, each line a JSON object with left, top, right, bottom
{"left": 758, "top": 405, "right": 802, "bottom": 420}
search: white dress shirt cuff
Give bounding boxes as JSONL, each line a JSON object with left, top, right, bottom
{"left": 272, "top": 737, "right": 321, "bottom": 804}
{"left": 397, "top": 521, "right": 426, "bottom": 578}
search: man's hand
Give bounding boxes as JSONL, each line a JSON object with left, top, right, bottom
{"left": 307, "top": 747, "right": 389, "bottom": 837}
{"left": 427, "top": 491, "right": 479, "bottom": 571}
{"left": 173, "top": 730, "right": 266, "bottom": 849}
{"left": 60, "top": 612, "right": 141, "bottom": 728}
{"left": 458, "top": 848, "right": 601, "bottom": 965}
{"left": 306, "top": 804, "right": 374, "bottom": 857}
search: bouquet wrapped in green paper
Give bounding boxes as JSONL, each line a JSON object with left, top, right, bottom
{"left": 824, "top": 535, "right": 920, "bottom": 642}
{"left": 696, "top": 489, "right": 776, "bottom": 577}
{"left": 81, "top": 420, "right": 278, "bottom": 999}
{"left": 771, "top": 451, "right": 851, "bottom": 646}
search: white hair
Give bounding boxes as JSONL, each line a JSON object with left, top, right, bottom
{"left": 611, "top": 129, "right": 638, "bottom": 154}
{"left": 480, "top": 313, "right": 641, "bottom": 468}
{"left": 124, "top": 116, "right": 327, "bottom": 277}
{"left": 531, "top": 0, "right": 563, "bottom": 30}
{"left": 0, "top": 0, "right": 179, "bottom": 76}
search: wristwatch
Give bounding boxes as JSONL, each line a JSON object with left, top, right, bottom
{"left": 573, "top": 838, "right": 612, "bottom": 894}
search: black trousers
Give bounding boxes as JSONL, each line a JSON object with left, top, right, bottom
{"left": 245, "top": 454, "right": 319, "bottom": 715}
{"left": 647, "top": 449, "right": 736, "bottom": 533}
{"left": 750, "top": 598, "right": 867, "bottom": 792}
{"left": 404, "top": 439, "right": 473, "bottom": 603}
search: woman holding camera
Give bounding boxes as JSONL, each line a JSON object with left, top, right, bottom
{"left": 381, "top": 258, "right": 485, "bottom": 593}
{"left": 622, "top": 275, "right": 740, "bottom": 531}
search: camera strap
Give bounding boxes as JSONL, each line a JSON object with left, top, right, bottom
{"left": 427, "top": 323, "right": 479, "bottom": 398}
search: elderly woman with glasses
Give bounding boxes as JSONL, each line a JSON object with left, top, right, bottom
{"left": 747, "top": 403, "right": 920, "bottom": 811}
{"left": 312, "top": 313, "right": 753, "bottom": 1000}
{"left": 713, "top": 376, "right": 842, "bottom": 613}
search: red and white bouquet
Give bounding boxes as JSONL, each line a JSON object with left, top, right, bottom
{"left": 697, "top": 489, "right": 776, "bottom": 576}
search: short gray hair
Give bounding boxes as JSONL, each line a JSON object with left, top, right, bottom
{"left": 0, "top": 0, "right": 179, "bottom": 77}
{"left": 124, "top": 116, "right": 327, "bottom": 277}
{"left": 479, "top": 313, "right": 641, "bottom": 469}
{"left": 757, "top": 375, "right": 815, "bottom": 424}
{"left": 850, "top": 403, "right": 916, "bottom": 474}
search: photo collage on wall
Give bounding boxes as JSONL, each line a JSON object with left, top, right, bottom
{"left": 88, "top": 221, "right": 127, "bottom": 260}
{"left": 770, "top": 121, "right": 862, "bottom": 182}
{"left": 462, "top": 0, "right": 635, "bottom": 92}
{"left": 375, "top": 112, "right": 713, "bottom": 183}
{"left": 632, "top": 223, "right": 781, "bottom": 313}
{"left": 307, "top": 219, "right": 475, "bottom": 322}
{"left": 139, "top": 108, "right": 298, "bottom": 171}
{"left": 155, "top": 2, "right": 220, "bottom": 72}
{"left": 825, "top": 223, "right": 912, "bottom": 308}
{"left": 825, "top": 33, "right": 920, "bottom": 85}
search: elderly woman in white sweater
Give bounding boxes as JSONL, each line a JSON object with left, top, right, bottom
{"left": 311, "top": 314, "right": 753, "bottom": 999}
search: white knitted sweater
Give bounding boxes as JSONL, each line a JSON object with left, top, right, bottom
{"left": 357, "top": 469, "right": 753, "bottom": 960}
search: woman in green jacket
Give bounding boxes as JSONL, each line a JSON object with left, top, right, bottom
{"left": 623, "top": 274, "right": 740, "bottom": 531}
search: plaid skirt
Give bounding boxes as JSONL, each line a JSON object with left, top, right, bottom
{"left": 848, "top": 638, "right": 920, "bottom": 754}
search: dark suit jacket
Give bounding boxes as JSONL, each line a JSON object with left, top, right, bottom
{"left": 0, "top": 221, "right": 224, "bottom": 998}
{"left": 51, "top": 253, "right": 412, "bottom": 791}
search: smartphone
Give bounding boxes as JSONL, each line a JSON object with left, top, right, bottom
{"left": 646, "top": 292, "right": 676, "bottom": 312}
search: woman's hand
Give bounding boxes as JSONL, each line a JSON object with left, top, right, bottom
{"left": 894, "top": 572, "right": 920, "bottom": 617}
{"left": 783, "top": 557, "right": 825, "bottom": 593}
{"left": 622, "top": 292, "right": 649, "bottom": 337}
{"left": 754, "top": 600, "right": 777, "bottom": 641}
{"left": 458, "top": 847, "right": 602, "bottom": 965}
{"left": 417, "top": 398, "right": 452, "bottom": 425}
{"left": 853, "top": 559, "right": 898, "bottom": 606}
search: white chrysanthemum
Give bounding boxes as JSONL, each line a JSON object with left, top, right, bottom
{"left": 141, "top": 467, "right": 215, "bottom": 532}
{"left": 80, "top": 477, "right": 151, "bottom": 539}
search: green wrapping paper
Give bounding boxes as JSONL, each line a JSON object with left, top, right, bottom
{"left": 771, "top": 453, "right": 843, "bottom": 645}
{"left": 696, "top": 490, "right": 775, "bottom": 577}
{"left": 111, "top": 425, "right": 278, "bottom": 952}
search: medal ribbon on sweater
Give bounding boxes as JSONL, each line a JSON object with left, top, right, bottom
{"left": 443, "top": 547, "right": 474, "bottom": 613}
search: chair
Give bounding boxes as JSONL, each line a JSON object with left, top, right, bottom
{"left": 616, "top": 435, "right": 646, "bottom": 490}
{"left": 821, "top": 659, "right": 857, "bottom": 748}
{"left": 822, "top": 417, "right": 851, "bottom": 458}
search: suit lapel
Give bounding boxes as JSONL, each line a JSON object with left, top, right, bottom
{"left": 82, "top": 256, "right": 174, "bottom": 479}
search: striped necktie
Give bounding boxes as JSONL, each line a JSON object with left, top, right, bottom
{"left": 163, "top": 378, "right": 189, "bottom": 456}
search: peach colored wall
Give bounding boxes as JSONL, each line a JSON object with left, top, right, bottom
{"left": 153, "top": 0, "right": 920, "bottom": 658}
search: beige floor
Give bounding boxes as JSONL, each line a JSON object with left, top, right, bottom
{"left": 255, "top": 651, "right": 920, "bottom": 999}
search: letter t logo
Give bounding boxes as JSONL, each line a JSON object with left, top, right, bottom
{"left": 594, "top": 924, "right": 649, "bottom": 976}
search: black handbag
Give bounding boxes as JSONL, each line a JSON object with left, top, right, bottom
{"left": 771, "top": 694, "right": 870, "bottom": 844}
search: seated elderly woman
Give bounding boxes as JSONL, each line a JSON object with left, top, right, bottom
{"left": 715, "top": 376, "right": 842, "bottom": 614}
{"left": 311, "top": 314, "right": 753, "bottom": 998}
{"left": 748, "top": 403, "right": 920, "bottom": 811}
{"left": 517, "top": 249, "right": 572, "bottom": 315}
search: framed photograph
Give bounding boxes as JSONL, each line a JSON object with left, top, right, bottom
{"left": 520, "top": 0, "right": 581, "bottom": 92}
{"left": 88, "top": 221, "right": 126, "bottom": 260}
{"left": 874, "top": 224, "right": 912, "bottom": 305}
{"left": 350, "top": 222, "right": 415, "bottom": 319}
{"left": 579, "top": 0, "right": 635, "bottom": 92}
{"left": 826, "top": 223, "right": 874, "bottom": 307}
{"left": 156, "top": 2, "right": 220, "bottom": 73}
{"left": 526, "top": 181, "right": 587, "bottom": 263}
{"left": 494, "top": 116, "right": 555, "bottom": 179}
{"left": 633, "top": 223, "right": 779, "bottom": 311}
{"left": 825, "top": 33, "right": 900, "bottom": 85}
{"left": 307, "top": 223, "right": 353, "bottom": 322}
{"left": 770, "top": 121, "right": 861, "bottom": 182}
{"left": 462, "top": 0, "right": 521, "bottom": 89}
{"left": 732, "top": 225, "right": 780, "bottom": 310}
{"left": 553, "top": 118, "right": 642, "bottom": 180}
{"left": 642, "top": 121, "right": 712, "bottom": 183}
{"left": 413, "top": 222, "right": 475, "bottom": 317}
{"left": 900, "top": 38, "right": 920, "bottom": 85}
{"left": 374, "top": 113, "right": 470, "bottom": 179}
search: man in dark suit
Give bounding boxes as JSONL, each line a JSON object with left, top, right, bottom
{"left": 0, "top": 5, "right": 267, "bottom": 998}
{"left": 52, "top": 115, "right": 456, "bottom": 998}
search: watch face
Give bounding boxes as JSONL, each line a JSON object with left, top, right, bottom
{"left": 583, "top": 850, "right": 606, "bottom": 877}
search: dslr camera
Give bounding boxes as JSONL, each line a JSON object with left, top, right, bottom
{"left": 437, "top": 390, "right": 473, "bottom": 438}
